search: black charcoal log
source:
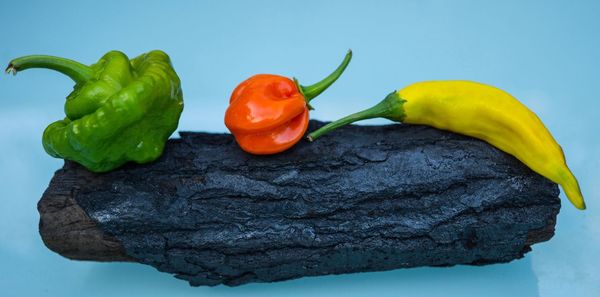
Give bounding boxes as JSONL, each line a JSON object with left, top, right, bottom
{"left": 38, "top": 121, "right": 560, "bottom": 286}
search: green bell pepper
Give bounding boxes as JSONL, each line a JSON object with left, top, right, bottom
{"left": 6, "top": 50, "right": 184, "bottom": 172}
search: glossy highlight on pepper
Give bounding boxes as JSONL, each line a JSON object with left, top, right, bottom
{"left": 225, "top": 50, "right": 352, "bottom": 154}
{"left": 5, "top": 50, "right": 184, "bottom": 172}
{"left": 308, "top": 80, "right": 586, "bottom": 210}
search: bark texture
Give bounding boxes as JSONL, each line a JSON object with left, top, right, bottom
{"left": 38, "top": 121, "right": 560, "bottom": 286}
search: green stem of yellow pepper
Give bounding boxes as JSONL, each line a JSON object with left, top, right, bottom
{"left": 308, "top": 91, "right": 406, "bottom": 141}
{"left": 6, "top": 55, "right": 93, "bottom": 84}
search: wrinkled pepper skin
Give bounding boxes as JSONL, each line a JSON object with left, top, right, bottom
{"left": 6, "top": 50, "right": 184, "bottom": 172}
{"left": 226, "top": 74, "right": 310, "bottom": 154}
{"left": 309, "top": 80, "right": 585, "bottom": 210}
{"left": 225, "top": 50, "right": 352, "bottom": 155}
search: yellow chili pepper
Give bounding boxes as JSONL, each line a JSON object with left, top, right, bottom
{"left": 308, "top": 80, "right": 585, "bottom": 210}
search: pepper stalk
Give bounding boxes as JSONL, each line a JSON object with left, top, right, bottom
{"left": 308, "top": 91, "right": 406, "bottom": 141}
{"left": 6, "top": 55, "right": 93, "bottom": 84}
{"left": 294, "top": 49, "right": 352, "bottom": 110}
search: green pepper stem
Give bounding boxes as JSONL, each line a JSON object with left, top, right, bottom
{"left": 296, "top": 49, "right": 352, "bottom": 103}
{"left": 6, "top": 55, "right": 92, "bottom": 84}
{"left": 308, "top": 91, "right": 406, "bottom": 141}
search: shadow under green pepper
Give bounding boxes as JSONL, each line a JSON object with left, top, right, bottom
{"left": 6, "top": 50, "right": 184, "bottom": 172}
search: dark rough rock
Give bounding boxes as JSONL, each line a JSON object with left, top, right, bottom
{"left": 38, "top": 120, "right": 561, "bottom": 286}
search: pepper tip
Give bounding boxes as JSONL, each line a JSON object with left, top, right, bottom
{"left": 307, "top": 135, "right": 314, "bottom": 142}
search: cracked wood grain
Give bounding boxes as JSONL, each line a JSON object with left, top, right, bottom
{"left": 38, "top": 121, "right": 560, "bottom": 286}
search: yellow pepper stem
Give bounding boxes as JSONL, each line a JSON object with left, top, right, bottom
{"left": 308, "top": 91, "right": 406, "bottom": 141}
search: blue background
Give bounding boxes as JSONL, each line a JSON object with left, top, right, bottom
{"left": 1, "top": 0, "right": 599, "bottom": 296}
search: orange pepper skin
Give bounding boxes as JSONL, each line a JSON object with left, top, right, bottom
{"left": 225, "top": 75, "right": 309, "bottom": 155}
{"left": 224, "top": 50, "right": 352, "bottom": 155}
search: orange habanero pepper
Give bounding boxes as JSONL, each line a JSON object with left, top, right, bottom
{"left": 224, "top": 50, "right": 352, "bottom": 154}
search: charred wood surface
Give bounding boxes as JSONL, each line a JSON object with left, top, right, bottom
{"left": 38, "top": 121, "right": 560, "bottom": 286}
